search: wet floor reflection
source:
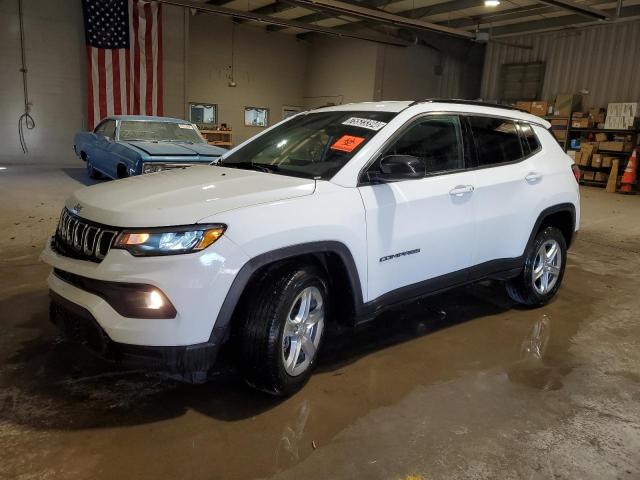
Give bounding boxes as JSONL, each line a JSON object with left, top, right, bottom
{"left": 0, "top": 275, "right": 589, "bottom": 480}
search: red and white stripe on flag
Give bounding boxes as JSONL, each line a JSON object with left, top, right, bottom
{"left": 86, "top": 0, "right": 163, "bottom": 130}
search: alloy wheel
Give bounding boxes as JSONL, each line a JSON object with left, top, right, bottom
{"left": 532, "top": 239, "right": 562, "bottom": 295}
{"left": 282, "top": 286, "right": 325, "bottom": 377}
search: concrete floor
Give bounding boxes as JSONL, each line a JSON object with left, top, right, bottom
{"left": 1, "top": 165, "right": 639, "bottom": 480}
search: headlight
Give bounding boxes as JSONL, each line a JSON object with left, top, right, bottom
{"left": 113, "top": 224, "right": 226, "bottom": 256}
{"left": 142, "top": 163, "right": 166, "bottom": 174}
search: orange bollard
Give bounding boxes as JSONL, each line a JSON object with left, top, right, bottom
{"left": 619, "top": 149, "right": 637, "bottom": 194}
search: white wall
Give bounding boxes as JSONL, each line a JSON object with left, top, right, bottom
{"left": 188, "top": 14, "right": 308, "bottom": 145}
{"left": 303, "top": 36, "right": 379, "bottom": 108}
{"left": 0, "top": 0, "right": 85, "bottom": 164}
{"left": 304, "top": 36, "right": 484, "bottom": 108}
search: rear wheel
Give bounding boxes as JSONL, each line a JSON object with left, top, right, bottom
{"left": 506, "top": 226, "right": 566, "bottom": 307}
{"left": 240, "top": 264, "right": 327, "bottom": 396}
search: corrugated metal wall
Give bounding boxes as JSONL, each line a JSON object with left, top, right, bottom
{"left": 480, "top": 20, "right": 640, "bottom": 109}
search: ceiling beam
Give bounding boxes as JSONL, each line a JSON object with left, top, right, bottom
{"left": 445, "top": 0, "right": 614, "bottom": 29}
{"left": 267, "top": 11, "right": 337, "bottom": 31}
{"left": 489, "top": 3, "right": 639, "bottom": 36}
{"left": 157, "top": 0, "right": 411, "bottom": 45}
{"left": 533, "top": 0, "right": 609, "bottom": 20}
{"left": 284, "top": 0, "right": 475, "bottom": 37}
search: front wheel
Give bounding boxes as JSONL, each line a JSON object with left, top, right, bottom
{"left": 240, "top": 264, "right": 328, "bottom": 396}
{"left": 506, "top": 226, "right": 567, "bottom": 307}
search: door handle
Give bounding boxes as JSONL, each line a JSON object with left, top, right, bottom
{"left": 525, "top": 172, "right": 542, "bottom": 183}
{"left": 449, "top": 185, "right": 474, "bottom": 196}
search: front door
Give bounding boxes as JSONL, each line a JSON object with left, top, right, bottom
{"left": 358, "top": 115, "right": 476, "bottom": 302}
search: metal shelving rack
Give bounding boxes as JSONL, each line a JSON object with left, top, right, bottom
{"left": 566, "top": 126, "right": 639, "bottom": 187}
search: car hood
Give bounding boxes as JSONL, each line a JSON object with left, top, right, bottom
{"left": 126, "top": 140, "right": 226, "bottom": 158}
{"left": 67, "top": 166, "right": 316, "bottom": 227}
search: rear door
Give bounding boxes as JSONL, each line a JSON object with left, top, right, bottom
{"left": 466, "top": 116, "right": 543, "bottom": 266}
{"left": 358, "top": 114, "right": 477, "bottom": 302}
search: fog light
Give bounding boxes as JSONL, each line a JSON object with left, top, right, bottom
{"left": 145, "top": 290, "right": 165, "bottom": 310}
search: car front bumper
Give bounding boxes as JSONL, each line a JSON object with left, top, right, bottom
{"left": 40, "top": 235, "right": 249, "bottom": 348}
{"left": 49, "top": 292, "right": 219, "bottom": 382}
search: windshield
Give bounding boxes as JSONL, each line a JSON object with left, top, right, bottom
{"left": 119, "top": 121, "right": 206, "bottom": 144}
{"left": 220, "top": 111, "right": 396, "bottom": 179}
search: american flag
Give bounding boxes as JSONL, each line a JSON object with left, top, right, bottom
{"left": 82, "top": 0, "right": 163, "bottom": 130}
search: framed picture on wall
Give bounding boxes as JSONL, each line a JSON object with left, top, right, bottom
{"left": 282, "top": 105, "right": 302, "bottom": 119}
{"left": 244, "top": 107, "right": 269, "bottom": 127}
{"left": 189, "top": 102, "right": 217, "bottom": 126}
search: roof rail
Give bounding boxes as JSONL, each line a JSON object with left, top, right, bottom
{"left": 421, "top": 99, "right": 527, "bottom": 113}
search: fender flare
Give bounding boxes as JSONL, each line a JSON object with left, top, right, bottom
{"left": 209, "top": 241, "right": 364, "bottom": 341}
{"left": 524, "top": 202, "right": 576, "bottom": 253}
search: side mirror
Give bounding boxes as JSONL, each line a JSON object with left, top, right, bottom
{"left": 371, "top": 155, "right": 426, "bottom": 182}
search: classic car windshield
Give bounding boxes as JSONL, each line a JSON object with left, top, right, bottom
{"left": 219, "top": 111, "right": 396, "bottom": 180}
{"left": 119, "top": 121, "right": 206, "bottom": 144}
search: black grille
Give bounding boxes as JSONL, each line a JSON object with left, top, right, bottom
{"left": 53, "top": 208, "right": 119, "bottom": 263}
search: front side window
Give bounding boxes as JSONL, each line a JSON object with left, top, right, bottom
{"left": 220, "top": 111, "right": 396, "bottom": 180}
{"left": 375, "top": 115, "right": 464, "bottom": 175}
{"left": 468, "top": 116, "right": 523, "bottom": 166}
{"left": 95, "top": 120, "right": 116, "bottom": 140}
{"left": 119, "top": 121, "right": 206, "bottom": 144}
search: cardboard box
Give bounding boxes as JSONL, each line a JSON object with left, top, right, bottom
{"left": 554, "top": 94, "right": 582, "bottom": 117}
{"left": 595, "top": 132, "right": 608, "bottom": 142}
{"left": 604, "top": 115, "right": 637, "bottom": 130}
{"left": 591, "top": 153, "right": 602, "bottom": 168}
{"left": 606, "top": 102, "right": 638, "bottom": 118}
{"left": 600, "top": 141, "right": 632, "bottom": 152}
{"left": 602, "top": 156, "right": 614, "bottom": 168}
{"left": 572, "top": 112, "right": 585, "bottom": 118}
{"left": 554, "top": 130, "right": 567, "bottom": 141}
{"left": 572, "top": 118, "right": 591, "bottom": 129}
{"left": 583, "top": 171, "right": 596, "bottom": 181}
{"left": 574, "top": 151, "right": 582, "bottom": 165}
{"left": 516, "top": 101, "right": 532, "bottom": 113}
{"left": 551, "top": 118, "right": 569, "bottom": 126}
{"left": 589, "top": 108, "right": 606, "bottom": 124}
{"left": 595, "top": 172, "right": 608, "bottom": 182}
{"left": 531, "top": 101, "right": 549, "bottom": 117}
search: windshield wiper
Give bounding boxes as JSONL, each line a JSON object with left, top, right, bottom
{"left": 218, "top": 161, "right": 280, "bottom": 174}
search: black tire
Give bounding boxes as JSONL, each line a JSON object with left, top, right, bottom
{"left": 240, "top": 263, "right": 328, "bottom": 396}
{"left": 506, "top": 226, "right": 567, "bottom": 307}
{"left": 86, "top": 160, "right": 101, "bottom": 179}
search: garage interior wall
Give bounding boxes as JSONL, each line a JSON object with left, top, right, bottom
{"left": 0, "top": 0, "right": 484, "bottom": 164}
{"left": 480, "top": 20, "right": 640, "bottom": 109}
{"left": 188, "top": 14, "right": 308, "bottom": 144}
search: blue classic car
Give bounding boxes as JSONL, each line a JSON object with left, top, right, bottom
{"left": 73, "top": 116, "right": 227, "bottom": 179}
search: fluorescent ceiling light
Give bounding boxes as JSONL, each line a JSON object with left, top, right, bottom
{"left": 485, "top": 0, "right": 500, "bottom": 6}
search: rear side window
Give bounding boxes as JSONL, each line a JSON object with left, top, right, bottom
{"left": 468, "top": 116, "right": 523, "bottom": 166}
{"left": 520, "top": 123, "right": 541, "bottom": 154}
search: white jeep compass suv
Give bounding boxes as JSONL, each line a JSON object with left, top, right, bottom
{"left": 41, "top": 100, "right": 580, "bottom": 395}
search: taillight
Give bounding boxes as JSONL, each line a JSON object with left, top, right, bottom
{"left": 571, "top": 164, "right": 581, "bottom": 183}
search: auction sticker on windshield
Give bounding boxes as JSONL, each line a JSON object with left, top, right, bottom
{"left": 342, "top": 117, "right": 387, "bottom": 131}
{"left": 178, "top": 124, "right": 194, "bottom": 129}
{"left": 331, "top": 135, "right": 365, "bottom": 153}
